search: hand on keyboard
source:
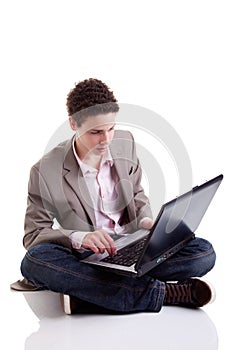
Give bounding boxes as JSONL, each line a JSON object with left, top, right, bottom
{"left": 82, "top": 230, "right": 117, "bottom": 256}
{"left": 101, "top": 237, "right": 148, "bottom": 266}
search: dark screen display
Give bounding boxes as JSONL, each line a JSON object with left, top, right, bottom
{"left": 139, "top": 175, "right": 223, "bottom": 265}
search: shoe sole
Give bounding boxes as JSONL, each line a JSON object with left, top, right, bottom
{"left": 62, "top": 294, "right": 72, "bottom": 315}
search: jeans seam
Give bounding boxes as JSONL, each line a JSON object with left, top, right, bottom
{"left": 153, "top": 281, "right": 165, "bottom": 311}
{"left": 26, "top": 252, "right": 150, "bottom": 292}
{"left": 170, "top": 246, "right": 214, "bottom": 262}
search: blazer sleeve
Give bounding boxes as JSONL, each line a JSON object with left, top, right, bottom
{"left": 23, "top": 165, "right": 73, "bottom": 250}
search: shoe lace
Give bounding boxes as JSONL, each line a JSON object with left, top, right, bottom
{"left": 164, "top": 282, "right": 193, "bottom": 304}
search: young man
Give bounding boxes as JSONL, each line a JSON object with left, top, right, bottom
{"left": 18, "top": 78, "right": 216, "bottom": 314}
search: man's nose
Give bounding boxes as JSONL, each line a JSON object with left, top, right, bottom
{"left": 100, "top": 131, "right": 109, "bottom": 143}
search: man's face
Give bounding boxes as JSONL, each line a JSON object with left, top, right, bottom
{"left": 70, "top": 113, "right": 116, "bottom": 159}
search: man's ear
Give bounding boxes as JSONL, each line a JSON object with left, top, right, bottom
{"left": 69, "top": 117, "right": 78, "bottom": 131}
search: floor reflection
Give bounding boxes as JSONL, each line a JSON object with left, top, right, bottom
{"left": 23, "top": 291, "right": 218, "bottom": 350}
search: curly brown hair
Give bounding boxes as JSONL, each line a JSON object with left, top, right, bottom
{"left": 66, "top": 78, "right": 119, "bottom": 126}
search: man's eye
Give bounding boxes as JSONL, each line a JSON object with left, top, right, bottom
{"left": 90, "top": 127, "right": 114, "bottom": 135}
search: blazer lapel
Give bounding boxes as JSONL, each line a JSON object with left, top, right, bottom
{"left": 63, "top": 140, "right": 96, "bottom": 227}
{"left": 110, "top": 139, "right": 136, "bottom": 229}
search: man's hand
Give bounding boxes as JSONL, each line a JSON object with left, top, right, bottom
{"left": 140, "top": 217, "right": 154, "bottom": 230}
{"left": 82, "top": 229, "right": 117, "bottom": 256}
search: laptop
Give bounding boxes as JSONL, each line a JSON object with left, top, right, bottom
{"left": 80, "top": 174, "right": 223, "bottom": 277}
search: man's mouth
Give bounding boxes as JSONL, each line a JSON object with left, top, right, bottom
{"left": 97, "top": 147, "right": 107, "bottom": 152}
{"left": 97, "top": 145, "right": 108, "bottom": 152}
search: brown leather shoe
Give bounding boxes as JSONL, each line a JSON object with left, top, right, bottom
{"left": 10, "top": 278, "right": 44, "bottom": 291}
{"left": 164, "top": 278, "right": 216, "bottom": 308}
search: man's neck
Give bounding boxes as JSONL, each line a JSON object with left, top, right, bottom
{"left": 83, "top": 154, "right": 103, "bottom": 170}
{"left": 75, "top": 140, "right": 103, "bottom": 170}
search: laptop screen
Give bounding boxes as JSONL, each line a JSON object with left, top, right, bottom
{"left": 138, "top": 174, "right": 223, "bottom": 265}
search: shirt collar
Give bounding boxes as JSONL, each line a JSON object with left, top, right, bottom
{"left": 72, "top": 136, "right": 113, "bottom": 175}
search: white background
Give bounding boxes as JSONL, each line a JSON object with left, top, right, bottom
{"left": 0, "top": 1, "right": 232, "bottom": 349}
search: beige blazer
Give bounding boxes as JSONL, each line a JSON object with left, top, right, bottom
{"left": 23, "top": 130, "right": 152, "bottom": 250}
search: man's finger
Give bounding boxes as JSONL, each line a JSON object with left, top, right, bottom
{"left": 103, "top": 234, "right": 117, "bottom": 256}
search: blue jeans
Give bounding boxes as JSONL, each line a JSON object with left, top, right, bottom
{"left": 20, "top": 237, "right": 216, "bottom": 313}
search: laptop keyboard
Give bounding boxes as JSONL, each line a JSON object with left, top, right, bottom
{"left": 101, "top": 237, "right": 148, "bottom": 267}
